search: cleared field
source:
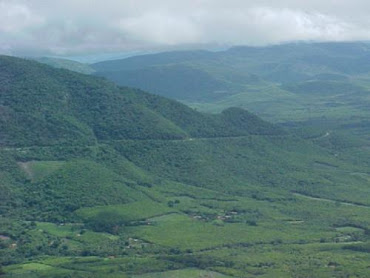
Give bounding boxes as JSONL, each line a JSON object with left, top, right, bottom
{"left": 18, "top": 160, "right": 65, "bottom": 181}
{"left": 76, "top": 200, "right": 177, "bottom": 222}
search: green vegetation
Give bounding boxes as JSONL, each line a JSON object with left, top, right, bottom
{"left": 0, "top": 55, "right": 279, "bottom": 148}
{"left": 92, "top": 42, "right": 370, "bottom": 140}
{"left": 1, "top": 54, "right": 370, "bottom": 277}
{"left": 92, "top": 42, "right": 370, "bottom": 99}
{"left": 132, "top": 269, "right": 232, "bottom": 278}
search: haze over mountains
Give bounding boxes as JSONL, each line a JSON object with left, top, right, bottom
{"left": 93, "top": 42, "right": 370, "bottom": 87}
{"left": 91, "top": 42, "right": 370, "bottom": 105}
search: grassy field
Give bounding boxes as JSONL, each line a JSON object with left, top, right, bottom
{"left": 76, "top": 200, "right": 176, "bottom": 222}
{"left": 3, "top": 175, "right": 369, "bottom": 277}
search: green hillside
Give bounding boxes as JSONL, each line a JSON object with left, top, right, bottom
{"left": 1, "top": 56, "right": 369, "bottom": 278}
{"left": 92, "top": 42, "right": 370, "bottom": 134}
{"left": 0, "top": 55, "right": 280, "bottom": 147}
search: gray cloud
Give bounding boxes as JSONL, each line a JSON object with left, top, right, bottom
{"left": 1, "top": 0, "right": 370, "bottom": 56}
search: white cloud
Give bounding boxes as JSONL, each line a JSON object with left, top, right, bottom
{"left": 0, "top": 1, "right": 44, "bottom": 32}
{"left": 117, "top": 12, "right": 201, "bottom": 45}
{"left": 243, "top": 7, "right": 356, "bottom": 43}
{"left": 1, "top": 0, "right": 370, "bottom": 56}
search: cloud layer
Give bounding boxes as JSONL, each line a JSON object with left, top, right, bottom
{"left": 1, "top": 0, "right": 370, "bottom": 56}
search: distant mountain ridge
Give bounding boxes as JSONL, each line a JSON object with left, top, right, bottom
{"left": 31, "top": 57, "right": 95, "bottom": 74}
{"left": 91, "top": 42, "right": 370, "bottom": 102}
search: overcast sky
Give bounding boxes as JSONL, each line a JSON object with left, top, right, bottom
{"left": 1, "top": 0, "right": 370, "bottom": 57}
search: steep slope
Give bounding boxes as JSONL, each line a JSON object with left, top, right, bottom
{"left": 0, "top": 56, "right": 279, "bottom": 147}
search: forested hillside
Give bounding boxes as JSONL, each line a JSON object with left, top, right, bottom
{"left": 1, "top": 56, "right": 369, "bottom": 278}
{"left": 0, "top": 56, "right": 279, "bottom": 147}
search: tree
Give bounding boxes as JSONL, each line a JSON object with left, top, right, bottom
{"left": 86, "top": 211, "right": 125, "bottom": 234}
